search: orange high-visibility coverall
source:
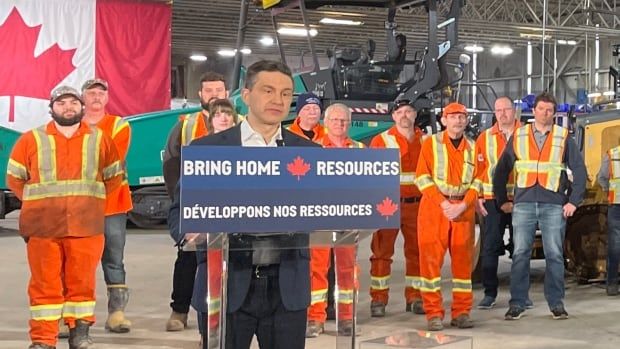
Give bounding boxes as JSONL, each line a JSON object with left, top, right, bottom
{"left": 307, "top": 136, "right": 364, "bottom": 323}
{"left": 369, "top": 126, "right": 425, "bottom": 305}
{"left": 288, "top": 116, "right": 326, "bottom": 143}
{"left": 415, "top": 131, "right": 481, "bottom": 320}
{"left": 6, "top": 121, "right": 122, "bottom": 346}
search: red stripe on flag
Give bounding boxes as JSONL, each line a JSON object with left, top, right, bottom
{"left": 95, "top": 0, "right": 171, "bottom": 116}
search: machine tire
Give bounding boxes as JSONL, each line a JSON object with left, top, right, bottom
{"left": 127, "top": 211, "right": 166, "bottom": 229}
{"left": 564, "top": 205, "right": 608, "bottom": 284}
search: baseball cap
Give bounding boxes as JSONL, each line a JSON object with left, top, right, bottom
{"left": 443, "top": 102, "right": 467, "bottom": 115}
{"left": 296, "top": 92, "right": 322, "bottom": 114}
{"left": 81, "top": 78, "right": 109, "bottom": 91}
{"left": 391, "top": 99, "right": 415, "bottom": 113}
{"left": 50, "top": 86, "right": 83, "bottom": 105}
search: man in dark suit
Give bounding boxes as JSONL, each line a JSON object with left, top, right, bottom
{"left": 168, "top": 60, "right": 319, "bottom": 349}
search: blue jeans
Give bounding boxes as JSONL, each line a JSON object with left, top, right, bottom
{"left": 510, "top": 202, "right": 566, "bottom": 309}
{"left": 102, "top": 213, "right": 128, "bottom": 285}
{"left": 607, "top": 205, "right": 620, "bottom": 285}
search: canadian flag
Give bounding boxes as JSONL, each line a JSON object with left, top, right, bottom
{"left": 0, "top": 0, "right": 171, "bottom": 132}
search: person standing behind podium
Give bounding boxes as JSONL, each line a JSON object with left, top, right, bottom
{"left": 168, "top": 60, "right": 319, "bottom": 349}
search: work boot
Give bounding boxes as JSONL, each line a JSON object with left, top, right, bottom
{"left": 68, "top": 320, "right": 94, "bottom": 349}
{"left": 105, "top": 286, "right": 132, "bottom": 333}
{"left": 305, "top": 320, "right": 324, "bottom": 338}
{"left": 427, "top": 317, "right": 443, "bottom": 331}
{"left": 337, "top": 319, "right": 361, "bottom": 336}
{"left": 450, "top": 314, "right": 474, "bottom": 328}
{"left": 28, "top": 343, "right": 55, "bottom": 349}
{"left": 370, "top": 301, "right": 386, "bottom": 317}
{"left": 58, "top": 319, "right": 70, "bottom": 338}
{"left": 405, "top": 299, "right": 425, "bottom": 314}
{"left": 166, "top": 311, "right": 188, "bottom": 331}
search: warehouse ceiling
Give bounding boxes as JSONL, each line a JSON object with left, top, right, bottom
{"left": 170, "top": 0, "right": 620, "bottom": 61}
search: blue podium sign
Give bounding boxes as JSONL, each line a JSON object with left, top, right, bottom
{"left": 180, "top": 146, "right": 401, "bottom": 234}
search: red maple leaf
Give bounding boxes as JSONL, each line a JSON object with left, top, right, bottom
{"left": 0, "top": 8, "right": 77, "bottom": 123}
{"left": 376, "top": 197, "right": 399, "bottom": 220}
{"left": 287, "top": 156, "right": 311, "bottom": 180}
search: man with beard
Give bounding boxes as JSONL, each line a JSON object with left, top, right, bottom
{"left": 6, "top": 86, "right": 123, "bottom": 349}
{"left": 81, "top": 78, "right": 133, "bottom": 333}
{"left": 368, "top": 100, "right": 426, "bottom": 318}
{"left": 162, "top": 72, "right": 229, "bottom": 331}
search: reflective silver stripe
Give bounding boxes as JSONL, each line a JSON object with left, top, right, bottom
{"left": 401, "top": 172, "right": 416, "bottom": 185}
{"left": 381, "top": 132, "right": 417, "bottom": 185}
{"left": 82, "top": 129, "right": 102, "bottom": 181}
{"left": 405, "top": 276, "right": 423, "bottom": 290}
{"left": 63, "top": 301, "right": 96, "bottom": 319}
{"left": 380, "top": 132, "right": 399, "bottom": 149}
{"left": 337, "top": 289, "right": 354, "bottom": 304}
{"left": 462, "top": 138, "right": 476, "bottom": 189}
{"left": 103, "top": 160, "right": 123, "bottom": 180}
{"left": 415, "top": 174, "right": 434, "bottom": 190}
{"left": 311, "top": 289, "right": 328, "bottom": 304}
{"left": 7, "top": 159, "right": 28, "bottom": 180}
{"left": 370, "top": 275, "right": 390, "bottom": 290}
{"left": 484, "top": 130, "right": 497, "bottom": 196}
{"left": 419, "top": 277, "right": 441, "bottom": 292}
{"left": 23, "top": 180, "right": 106, "bottom": 200}
{"left": 452, "top": 278, "right": 472, "bottom": 293}
{"left": 112, "top": 117, "right": 129, "bottom": 138}
{"left": 207, "top": 297, "right": 221, "bottom": 315}
{"left": 433, "top": 133, "right": 447, "bottom": 182}
{"left": 30, "top": 303, "right": 63, "bottom": 321}
{"left": 32, "top": 126, "right": 56, "bottom": 183}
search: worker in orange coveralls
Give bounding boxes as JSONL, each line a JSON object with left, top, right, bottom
{"left": 305, "top": 103, "right": 364, "bottom": 338}
{"left": 369, "top": 99, "right": 426, "bottom": 317}
{"left": 415, "top": 102, "right": 481, "bottom": 331}
{"left": 288, "top": 92, "right": 326, "bottom": 142}
{"left": 6, "top": 86, "right": 123, "bottom": 349}
{"left": 81, "top": 78, "right": 133, "bottom": 334}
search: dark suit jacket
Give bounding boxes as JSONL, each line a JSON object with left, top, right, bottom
{"left": 167, "top": 124, "right": 319, "bottom": 313}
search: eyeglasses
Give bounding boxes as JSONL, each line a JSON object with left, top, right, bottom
{"left": 327, "top": 118, "right": 350, "bottom": 124}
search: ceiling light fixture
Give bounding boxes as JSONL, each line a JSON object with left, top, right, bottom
{"left": 603, "top": 91, "right": 616, "bottom": 96}
{"left": 491, "top": 45, "right": 513, "bottom": 55}
{"left": 217, "top": 48, "right": 252, "bottom": 57}
{"left": 260, "top": 36, "right": 274, "bottom": 46}
{"left": 587, "top": 92, "right": 602, "bottom": 98}
{"left": 189, "top": 54, "right": 207, "bottom": 62}
{"left": 464, "top": 45, "right": 484, "bottom": 53}
{"left": 319, "top": 17, "right": 363, "bottom": 26}
{"left": 277, "top": 27, "right": 318, "bottom": 37}
{"left": 558, "top": 39, "right": 577, "bottom": 46}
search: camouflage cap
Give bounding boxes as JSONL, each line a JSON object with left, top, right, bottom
{"left": 81, "top": 78, "right": 109, "bottom": 91}
{"left": 50, "top": 86, "right": 83, "bottom": 105}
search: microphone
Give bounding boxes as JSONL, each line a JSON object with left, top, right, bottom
{"left": 276, "top": 139, "right": 285, "bottom": 147}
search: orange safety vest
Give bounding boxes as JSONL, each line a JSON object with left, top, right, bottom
{"left": 513, "top": 124, "right": 568, "bottom": 192}
{"left": 96, "top": 114, "right": 133, "bottom": 214}
{"left": 180, "top": 111, "right": 208, "bottom": 146}
{"left": 607, "top": 145, "right": 620, "bottom": 204}
{"left": 475, "top": 121, "right": 520, "bottom": 199}
{"left": 416, "top": 131, "right": 477, "bottom": 196}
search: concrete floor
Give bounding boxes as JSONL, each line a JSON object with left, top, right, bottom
{"left": 1, "top": 211, "right": 619, "bottom": 349}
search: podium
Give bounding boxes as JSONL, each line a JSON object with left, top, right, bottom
{"left": 179, "top": 146, "right": 402, "bottom": 349}
{"left": 185, "top": 229, "right": 373, "bottom": 349}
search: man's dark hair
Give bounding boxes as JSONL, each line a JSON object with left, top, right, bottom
{"left": 199, "top": 72, "right": 227, "bottom": 90}
{"left": 244, "top": 60, "right": 293, "bottom": 89}
{"left": 534, "top": 92, "right": 557, "bottom": 112}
